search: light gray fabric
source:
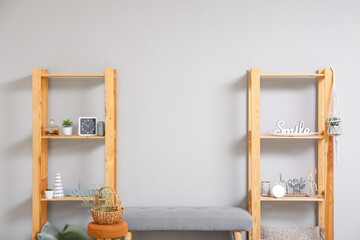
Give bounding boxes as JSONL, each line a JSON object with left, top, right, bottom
{"left": 261, "top": 225, "right": 325, "bottom": 240}
{"left": 123, "top": 207, "right": 253, "bottom": 231}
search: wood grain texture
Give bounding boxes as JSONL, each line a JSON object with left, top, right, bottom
{"left": 113, "top": 69, "right": 118, "bottom": 189}
{"left": 248, "top": 68, "right": 261, "bottom": 240}
{"left": 32, "top": 68, "right": 42, "bottom": 240}
{"left": 260, "top": 196, "right": 324, "bottom": 202}
{"left": 41, "top": 135, "right": 105, "bottom": 139}
{"left": 40, "top": 69, "right": 48, "bottom": 228}
{"left": 248, "top": 70, "right": 252, "bottom": 197}
{"left": 124, "top": 231, "right": 134, "bottom": 240}
{"left": 41, "top": 196, "right": 93, "bottom": 201}
{"left": 42, "top": 74, "right": 104, "bottom": 78}
{"left": 326, "top": 137, "right": 334, "bottom": 240}
{"left": 260, "top": 74, "right": 324, "bottom": 77}
{"left": 105, "top": 68, "right": 117, "bottom": 190}
{"left": 233, "top": 231, "right": 242, "bottom": 240}
{"left": 317, "top": 69, "right": 326, "bottom": 227}
{"left": 260, "top": 135, "right": 324, "bottom": 139}
{"left": 247, "top": 70, "right": 252, "bottom": 240}
{"left": 324, "top": 67, "right": 334, "bottom": 240}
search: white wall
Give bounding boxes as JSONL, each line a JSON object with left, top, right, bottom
{"left": 0, "top": 0, "right": 358, "bottom": 239}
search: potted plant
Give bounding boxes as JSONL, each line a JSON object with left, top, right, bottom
{"left": 45, "top": 189, "right": 54, "bottom": 199}
{"left": 62, "top": 119, "right": 73, "bottom": 136}
{"left": 327, "top": 117, "right": 343, "bottom": 136}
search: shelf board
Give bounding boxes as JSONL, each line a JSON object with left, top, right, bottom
{"left": 42, "top": 74, "right": 104, "bottom": 78}
{"left": 260, "top": 74, "right": 324, "bottom": 78}
{"left": 41, "top": 196, "right": 94, "bottom": 201}
{"left": 260, "top": 135, "right": 324, "bottom": 139}
{"left": 261, "top": 195, "right": 324, "bottom": 202}
{"left": 41, "top": 135, "right": 105, "bottom": 139}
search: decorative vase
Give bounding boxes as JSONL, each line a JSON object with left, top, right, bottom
{"left": 53, "top": 173, "right": 64, "bottom": 198}
{"left": 97, "top": 121, "right": 105, "bottom": 136}
{"left": 261, "top": 181, "right": 271, "bottom": 196}
{"left": 62, "top": 125, "right": 73, "bottom": 136}
{"left": 45, "top": 190, "right": 54, "bottom": 199}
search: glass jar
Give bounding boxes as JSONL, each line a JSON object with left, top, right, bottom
{"left": 261, "top": 181, "right": 271, "bottom": 196}
{"left": 44, "top": 119, "right": 60, "bottom": 136}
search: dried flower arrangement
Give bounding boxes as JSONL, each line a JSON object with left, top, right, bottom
{"left": 82, "top": 184, "right": 124, "bottom": 224}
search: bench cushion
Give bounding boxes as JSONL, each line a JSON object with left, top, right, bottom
{"left": 123, "top": 207, "right": 253, "bottom": 231}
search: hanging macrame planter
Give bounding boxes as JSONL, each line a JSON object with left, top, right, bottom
{"left": 327, "top": 67, "right": 344, "bottom": 165}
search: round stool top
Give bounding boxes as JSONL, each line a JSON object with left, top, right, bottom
{"left": 87, "top": 221, "right": 128, "bottom": 238}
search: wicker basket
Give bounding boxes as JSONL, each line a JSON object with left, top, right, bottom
{"left": 91, "top": 187, "right": 124, "bottom": 225}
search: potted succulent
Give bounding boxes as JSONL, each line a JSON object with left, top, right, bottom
{"left": 45, "top": 189, "right": 54, "bottom": 199}
{"left": 62, "top": 119, "right": 73, "bottom": 136}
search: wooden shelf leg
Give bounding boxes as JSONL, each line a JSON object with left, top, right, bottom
{"left": 233, "top": 231, "right": 242, "bottom": 240}
{"left": 248, "top": 68, "right": 261, "bottom": 240}
{"left": 124, "top": 231, "right": 134, "bottom": 240}
{"left": 105, "top": 68, "right": 117, "bottom": 189}
{"left": 40, "top": 69, "right": 49, "bottom": 228}
{"left": 318, "top": 67, "right": 334, "bottom": 239}
{"left": 324, "top": 67, "right": 334, "bottom": 240}
{"left": 325, "top": 137, "right": 334, "bottom": 240}
{"left": 32, "top": 68, "right": 42, "bottom": 240}
{"left": 32, "top": 69, "right": 49, "bottom": 240}
{"left": 317, "top": 68, "right": 326, "bottom": 228}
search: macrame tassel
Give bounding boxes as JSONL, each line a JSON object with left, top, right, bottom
{"left": 327, "top": 67, "right": 343, "bottom": 166}
{"left": 334, "top": 137, "right": 340, "bottom": 165}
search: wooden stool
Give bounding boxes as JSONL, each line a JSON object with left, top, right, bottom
{"left": 87, "top": 221, "right": 130, "bottom": 240}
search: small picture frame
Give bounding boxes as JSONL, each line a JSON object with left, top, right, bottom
{"left": 78, "top": 117, "right": 97, "bottom": 136}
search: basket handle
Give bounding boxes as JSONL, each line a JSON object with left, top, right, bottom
{"left": 95, "top": 187, "right": 121, "bottom": 207}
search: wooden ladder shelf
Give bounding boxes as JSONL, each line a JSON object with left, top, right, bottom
{"left": 248, "top": 67, "right": 334, "bottom": 240}
{"left": 32, "top": 68, "right": 117, "bottom": 240}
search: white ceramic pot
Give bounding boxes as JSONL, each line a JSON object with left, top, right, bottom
{"left": 62, "top": 126, "right": 73, "bottom": 136}
{"left": 45, "top": 190, "right": 54, "bottom": 199}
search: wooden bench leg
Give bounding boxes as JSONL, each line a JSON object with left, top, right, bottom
{"left": 233, "top": 231, "right": 242, "bottom": 240}
{"left": 124, "top": 231, "right": 134, "bottom": 240}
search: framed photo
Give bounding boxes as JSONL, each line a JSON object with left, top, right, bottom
{"left": 78, "top": 117, "right": 97, "bottom": 136}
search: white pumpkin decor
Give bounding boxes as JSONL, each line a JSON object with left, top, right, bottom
{"left": 272, "top": 183, "right": 286, "bottom": 198}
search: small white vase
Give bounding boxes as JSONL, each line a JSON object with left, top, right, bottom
{"left": 62, "top": 126, "right": 73, "bottom": 136}
{"left": 54, "top": 173, "right": 64, "bottom": 198}
{"left": 45, "top": 191, "right": 54, "bottom": 199}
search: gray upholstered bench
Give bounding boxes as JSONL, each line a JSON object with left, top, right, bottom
{"left": 122, "top": 207, "right": 253, "bottom": 240}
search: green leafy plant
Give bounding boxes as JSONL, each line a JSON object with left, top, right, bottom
{"left": 328, "top": 117, "right": 340, "bottom": 126}
{"left": 46, "top": 188, "right": 53, "bottom": 191}
{"left": 62, "top": 119, "right": 72, "bottom": 127}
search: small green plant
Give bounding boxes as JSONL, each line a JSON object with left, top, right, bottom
{"left": 328, "top": 117, "right": 340, "bottom": 127}
{"left": 62, "top": 119, "right": 72, "bottom": 127}
{"left": 46, "top": 188, "right": 52, "bottom": 191}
